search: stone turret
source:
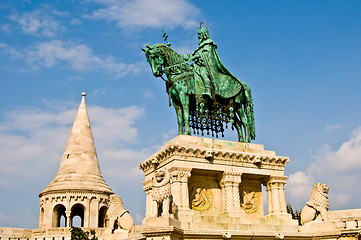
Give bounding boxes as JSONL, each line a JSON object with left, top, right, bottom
{"left": 39, "top": 93, "right": 113, "bottom": 229}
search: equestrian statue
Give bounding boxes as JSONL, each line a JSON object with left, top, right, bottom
{"left": 142, "top": 23, "right": 256, "bottom": 143}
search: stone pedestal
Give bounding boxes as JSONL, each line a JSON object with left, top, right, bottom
{"left": 299, "top": 221, "right": 338, "bottom": 234}
{"left": 139, "top": 135, "right": 297, "bottom": 235}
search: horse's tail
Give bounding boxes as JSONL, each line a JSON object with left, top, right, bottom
{"left": 244, "top": 86, "right": 256, "bottom": 140}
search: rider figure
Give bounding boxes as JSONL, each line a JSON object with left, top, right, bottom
{"left": 186, "top": 26, "right": 252, "bottom": 103}
{"left": 184, "top": 27, "right": 215, "bottom": 100}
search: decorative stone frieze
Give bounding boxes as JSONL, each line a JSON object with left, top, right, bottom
{"left": 140, "top": 145, "right": 289, "bottom": 173}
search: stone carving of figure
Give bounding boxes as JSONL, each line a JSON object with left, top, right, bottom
{"left": 241, "top": 191, "right": 259, "bottom": 213}
{"left": 151, "top": 169, "right": 176, "bottom": 218}
{"left": 192, "top": 188, "right": 206, "bottom": 207}
{"left": 106, "top": 194, "right": 135, "bottom": 233}
{"left": 300, "top": 183, "right": 330, "bottom": 225}
{"left": 191, "top": 187, "right": 212, "bottom": 211}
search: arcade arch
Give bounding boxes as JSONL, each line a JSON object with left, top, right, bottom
{"left": 98, "top": 206, "right": 108, "bottom": 227}
{"left": 52, "top": 204, "right": 66, "bottom": 227}
{"left": 71, "top": 203, "right": 85, "bottom": 227}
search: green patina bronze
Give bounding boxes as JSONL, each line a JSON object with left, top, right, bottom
{"left": 142, "top": 24, "right": 255, "bottom": 142}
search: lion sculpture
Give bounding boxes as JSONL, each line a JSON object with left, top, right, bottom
{"left": 106, "top": 194, "right": 135, "bottom": 233}
{"left": 300, "top": 183, "right": 330, "bottom": 225}
{"left": 151, "top": 169, "right": 177, "bottom": 218}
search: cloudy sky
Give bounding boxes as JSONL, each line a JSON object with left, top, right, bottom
{"left": 1, "top": 0, "right": 361, "bottom": 228}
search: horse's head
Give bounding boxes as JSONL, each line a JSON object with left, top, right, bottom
{"left": 142, "top": 44, "right": 165, "bottom": 78}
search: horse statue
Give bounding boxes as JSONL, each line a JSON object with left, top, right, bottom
{"left": 142, "top": 29, "right": 255, "bottom": 143}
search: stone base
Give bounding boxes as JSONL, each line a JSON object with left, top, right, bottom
{"left": 178, "top": 211, "right": 298, "bottom": 232}
{"left": 142, "top": 216, "right": 181, "bottom": 228}
{"left": 299, "top": 220, "right": 338, "bottom": 233}
{"left": 140, "top": 135, "right": 294, "bottom": 233}
{"left": 101, "top": 228, "right": 130, "bottom": 240}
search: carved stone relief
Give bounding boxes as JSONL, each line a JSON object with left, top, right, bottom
{"left": 188, "top": 171, "right": 221, "bottom": 211}
{"left": 190, "top": 187, "right": 213, "bottom": 211}
{"left": 241, "top": 191, "right": 260, "bottom": 213}
{"left": 240, "top": 179, "right": 263, "bottom": 215}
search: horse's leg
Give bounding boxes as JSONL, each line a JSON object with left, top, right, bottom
{"left": 179, "top": 91, "right": 191, "bottom": 135}
{"left": 233, "top": 114, "right": 245, "bottom": 142}
{"left": 234, "top": 93, "right": 251, "bottom": 143}
{"left": 173, "top": 102, "right": 184, "bottom": 134}
{"left": 235, "top": 106, "right": 250, "bottom": 143}
{"left": 170, "top": 88, "right": 185, "bottom": 134}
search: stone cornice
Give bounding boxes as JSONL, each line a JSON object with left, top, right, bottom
{"left": 139, "top": 144, "right": 289, "bottom": 172}
{"left": 39, "top": 189, "right": 112, "bottom": 198}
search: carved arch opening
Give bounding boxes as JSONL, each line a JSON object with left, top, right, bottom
{"left": 39, "top": 207, "right": 44, "bottom": 228}
{"left": 98, "top": 206, "right": 108, "bottom": 227}
{"left": 71, "top": 203, "right": 85, "bottom": 227}
{"left": 52, "top": 204, "right": 66, "bottom": 227}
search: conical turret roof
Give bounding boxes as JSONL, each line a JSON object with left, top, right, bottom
{"left": 41, "top": 93, "right": 113, "bottom": 195}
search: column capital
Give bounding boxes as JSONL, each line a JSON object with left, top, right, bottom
{"left": 220, "top": 172, "right": 242, "bottom": 186}
{"left": 269, "top": 176, "right": 287, "bottom": 183}
{"left": 169, "top": 168, "right": 191, "bottom": 183}
{"left": 142, "top": 179, "right": 153, "bottom": 192}
{"left": 65, "top": 210, "right": 71, "bottom": 217}
{"left": 265, "top": 176, "right": 287, "bottom": 188}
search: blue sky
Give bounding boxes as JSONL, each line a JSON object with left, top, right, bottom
{"left": 1, "top": 0, "right": 361, "bottom": 228}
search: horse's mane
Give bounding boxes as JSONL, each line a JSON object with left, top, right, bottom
{"left": 155, "top": 44, "right": 192, "bottom": 73}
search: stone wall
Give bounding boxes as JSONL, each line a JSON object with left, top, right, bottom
{"left": 0, "top": 227, "right": 32, "bottom": 240}
{"left": 328, "top": 209, "right": 361, "bottom": 230}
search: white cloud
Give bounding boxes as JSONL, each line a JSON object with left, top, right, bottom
{"left": 326, "top": 124, "right": 341, "bottom": 131}
{"left": 285, "top": 171, "right": 314, "bottom": 208}
{"left": 26, "top": 40, "right": 145, "bottom": 78}
{"left": 1, "top": 24, "right": 11, "bottom": 32}
{"left": 10, "top": 10, "right": 62, "bottom": 37}
{"left": 0, "top": 100, "right": 152, "bottom": 228}
{"left": 70, "top": 18, "right": 82, "bottom": 25}
{"left": 286, "top": 127, "right": 361, "bottom": 210}
{"left": 143, "top": 88, "right": 155, "bottom": 99}
{"left": 0, "top": 101, "right": 146, "bottom": 191}
{"left": 87, "top": 0, "right": 200, "bottom": 29}
{"left": 89, "top": 105, "right": 144, "bottom": 145}
{"left": 310, "top": 127, "right": 361, "bottom": 172}
{"left": 162, "top": 128, "right": 177, "bottom": 143}
{"left": 0, "top": 43, "right": 23, "bottom": 59}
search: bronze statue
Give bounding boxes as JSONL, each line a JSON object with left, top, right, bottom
{"left": 142, "top": 23, "right": 255, "bottom": 142}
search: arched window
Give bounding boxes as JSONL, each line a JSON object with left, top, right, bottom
{"left": 71, "top": 204, "right": 85, "bottom": 227}
{"left": 98, "top": 206, "right": 108, "bottom": 227}
{"left": 39, "top": 207, "right": 44, "bottom": 228}
{"left": 52, "top": 204, "right": 66, "bottom": 227}
{"left": 60, "top": 215, "right": 66, "bottom": 227}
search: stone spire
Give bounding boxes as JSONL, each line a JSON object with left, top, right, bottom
{"left": 41, "top": 92, "right": 113, "bottom": 195}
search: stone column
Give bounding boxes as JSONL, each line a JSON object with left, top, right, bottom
{"left": 169, "top": 170, "right": 182, "bottom": 209}
{"left": 220, "top": 172, "right": 239, "bottom": 214}
{"left": 265, "top": 181, "right": 273, "bottom": 215}
{"left": 42, "top": 200, "right": 52, "bottom": 229}
{"left": 88, "top": 196, "right": 99, "bottom": 228}
{"left": 143, "top": 182, "right": 154, "bottom": 218}
{"left": 143, "top": 179, "right": 155, "bottom": 218}
{"left": 278, "top": 181, "right": 287, "bottom": 214}
{"left": 83, "top": 198, "right": 90, "bottom": 227}
{"left": 65, "top": 210, "right": 71, "bottom": 227}
{"left": 179, "top": 171, "right": 191, "bottom": 210}
{"left": 265, "top": 176, "right": 288, "bottom": 217}
{"left": 232, "top": 174, "right": 242, "bottom": 213}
